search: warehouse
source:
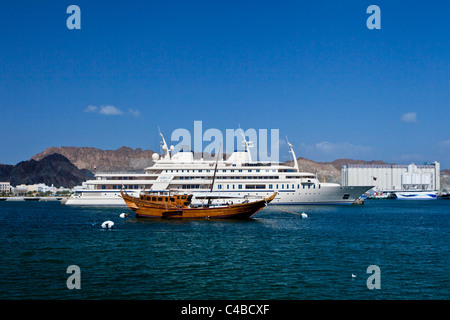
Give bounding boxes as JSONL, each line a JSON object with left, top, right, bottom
{"left": 341, "top": 161, "right": 440, "bottom": 192}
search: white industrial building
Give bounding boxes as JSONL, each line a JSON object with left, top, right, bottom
{"left": 341, "top": 161, "right": 440, "bottom": 192}
{"left": 11, "top": 183, "right": 70, "bottom": 195}
{"left": 0, "top": 182, "right": 11, "bottom": 194}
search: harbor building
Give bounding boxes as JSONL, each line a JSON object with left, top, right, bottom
{"left": 0, "top": 182, "right": 11, "bottom": 194}
{"left": 341, "top": 161, "right": 440, "bottom": 192}
{"left": 13, "top": 183, "right": 69, "bottom": 194}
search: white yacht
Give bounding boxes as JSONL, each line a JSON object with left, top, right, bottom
{"left": 393, "top": 191, "right": 438, "bottom": 200}
{"left": 65, "top": 132, "right": 373, "bottom": 206}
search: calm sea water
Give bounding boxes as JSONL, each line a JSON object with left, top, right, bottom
{"left": 0, "top": 199, "right": 448, "bottom": 300}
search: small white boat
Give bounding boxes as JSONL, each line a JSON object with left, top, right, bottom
{"left": 393, "top": 191, "right": 438, "bottom": 200}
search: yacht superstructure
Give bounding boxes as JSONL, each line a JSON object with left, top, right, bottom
{"left": 65, "top": 132, "right": 372, "bottom": 206}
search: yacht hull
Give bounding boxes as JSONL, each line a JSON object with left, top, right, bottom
{"left": 64, "top": 185, "right": 372, "bottom": 206}
{"left": 270, "top": 185, "right": 372, "bottom": 205}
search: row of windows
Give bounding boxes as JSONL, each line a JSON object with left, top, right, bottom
{"left": 216, "top": 176, "right": 280, "bottom": 180}
{"left": 181, "top": 185, "right": 202, "bottom": 189}
{"left": 177, "top": 176, "right": 280, "bottom": 180}
{"left": 216, "top": 184, "right": 321, "bottom": 190}
{"left": 100, "top": 183, "right": 321, "bottom": 190}
{"left": 102, "top": 185, "right": 140, "bottom": 189}
{"left": 164, "top": 169, "right": 278, "bottom": 173}
{"left": 144, "top": 195, "right": 188, "bottom": 202}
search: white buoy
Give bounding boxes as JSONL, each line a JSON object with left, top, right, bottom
{"left": 301, "top": 212, "right": 308, "bottom": 219}
{"left": 101, "top": 221, "right": 114, "bottom": 229}
{"left": 352, "top": 274, "right": 357, "bottom": 278}
{"left": 120, "top": 213, "right": 126, "bottom": 218}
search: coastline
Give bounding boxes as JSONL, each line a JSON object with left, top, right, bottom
{"left": 0, "top": 196, "right": 66, "bottom": 202}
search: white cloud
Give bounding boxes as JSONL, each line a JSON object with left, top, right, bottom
{"left": 129, "top": 108, "right": 141, "bottom": 117}
{"left": 99, "top": 105, "right": 123, "bottom": 115}
{"left": 401, "top": 112, "right": 417, "bottom": 123}
{"left": 84, "top": 105, "right": 140, "bottom": 116}
{"left": 438, "top": 139, "right": 450, "bottom": 151}
{"left": 440, "top": 139, "right": 450, "bottom": 147}
{"left": 315, "top": 141, "right": 373, "bottom": 156}
{"left": 84, "top": 105, "right": 98, "bottom": 113}
{"left": 298, "top": 141, "right": 374, "bottom": 161}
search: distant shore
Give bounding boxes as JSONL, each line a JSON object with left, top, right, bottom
{"left": 0, "top": 196, "right": 67, "bottom": 202}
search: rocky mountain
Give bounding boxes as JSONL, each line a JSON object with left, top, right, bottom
{"left": 32, "top": 146, "right": 155, "bottom": 172}
{"left": 4, "top": 145, "right": 449, "bottom": 191}
{"left": 0, "top": 163, "right": 15, "bottom": 180}
{"left": 0, "top": 154, "right": 93, "bottom": 188}
{"left": 32, "top": 146, "right": 395, "bottom": 179}
{"left": 326, "top": 159, "right": 393, "bottom": 170}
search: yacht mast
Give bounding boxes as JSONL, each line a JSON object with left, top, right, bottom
{"left": 240, "top": 131, "right": 253, "bottom": 162}
{"left": 287, "top": 137, "right": 299, "bottom": 172}
{"left": 208, "top": 144, "right": 221, "bottom": 207}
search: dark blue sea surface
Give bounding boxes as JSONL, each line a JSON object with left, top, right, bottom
{"left": 0, "top": 200, "right": 448, "bottom": 299}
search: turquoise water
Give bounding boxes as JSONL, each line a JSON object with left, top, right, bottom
{"left": 0, "top": 200, "right": 448, "bottom": 300}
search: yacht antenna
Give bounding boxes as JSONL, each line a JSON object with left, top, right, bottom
{"left": 239, "top": 126, "right": 253, "bottom": 162}
{"left": 158, "top": 127, "right": 171, "bottom": 160}
{"left": 286, "top": 136, "right": 299, "bottom": 172}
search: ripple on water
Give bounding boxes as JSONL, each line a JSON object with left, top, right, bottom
{"left": 0, "top": 201, "right": 448, "bottom": 299}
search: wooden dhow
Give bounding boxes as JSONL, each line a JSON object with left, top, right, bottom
{"left": 120, "top": 190, "right": 276, "bottom": 219}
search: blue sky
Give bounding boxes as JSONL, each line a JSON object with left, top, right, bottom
{"left": 0, "top": 1, "right": 449, "bottom": 168}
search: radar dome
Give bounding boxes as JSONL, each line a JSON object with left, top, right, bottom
{"left": 152, "top": 153, "right": 160, "bottom": 161}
